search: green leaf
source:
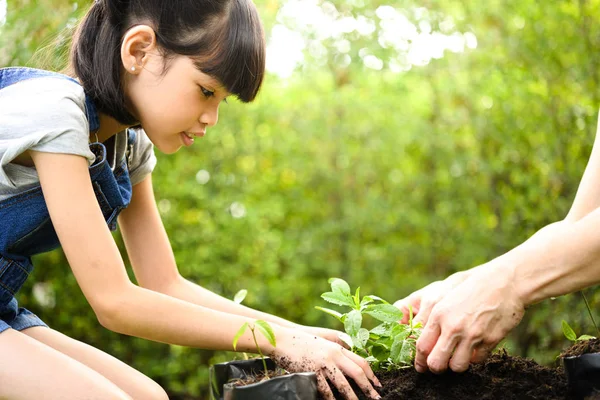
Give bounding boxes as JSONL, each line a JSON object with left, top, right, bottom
{"left": 364, "top": 295, "right": 389, "bottom": 304}
{"left": 344, "top": 309, "right": 363, "bottom": 336}
{"left": 328, "top": 278, "right": 351, "bottom": 296}
{"left": 371, "top": 323, "right": 393, "bottom": 336}
{"left": 357, "top": 328, "right": 370, "bottom": 347}
{"left": 562, "top": 320, "right": 577, "bottom": 342}
{"left": 254, "top": 320, "right": 276, "bottom": 348}
{"left": 390, "top": 336, "right": 403, "bottom": 363}
{"left": 371, "top": 343, "right": 390, "bottom": 361}
{"left": 232, "top": 322, "right": 249, "bottom": 350}
{"left": 360, "top": 296, "right": 375, "bottom": 309}
{"left": 233, "top": 289, "right": 248, "bottom": 304}
{"left": 338, "top": 332, "right": 354, "bottom": 349}
{"left": 315, "top": 306, "right": 343, "bottom": 321}
{"left": 364, "top": 304, "right": 404, "bottom": 323}
{"left": 321, "top": 291, "right": 355, "bottom": 308}
{"left": 399, "top": 339, "right": 415, "bottom": 364}
{"left": 577, "top": 335, "right": 597, "bottom": 341}
{"left": 353, "top": 287, "right": 361, "bottom": 308}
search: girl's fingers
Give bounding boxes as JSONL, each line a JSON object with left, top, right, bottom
{"left": 316, "top": 374, "right": 335, "bottom": 400}
{"left": 342, "top": 348, "right": 382, "bottom": 388}
{"left": 337, "top": 354, "right": 381, "bottom": 399}
{"left": 325, "top": 366, "right": 358, "bottom": 400}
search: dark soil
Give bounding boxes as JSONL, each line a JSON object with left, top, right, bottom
{"left": 226, "top": 368, "right": 288, "bottom": 387}
{"left": 171, "top": 339, "right": 600, "bottom": 400}
{"left": 560, "top": 338, "right": 600, "bottom": 358}
{"left": 374, "top": 349, "right": 568, "bottom": 400}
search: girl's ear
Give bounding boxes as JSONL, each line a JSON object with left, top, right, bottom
{"left": 120, "top": 25, "right": 158, "bottom": 74}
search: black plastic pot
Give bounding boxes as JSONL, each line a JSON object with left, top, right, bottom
{"left": 209, "top": 358, "right": 318, "bottom": 400}
{"left": 563, "top": 353, "right": 600, "bottom": 400}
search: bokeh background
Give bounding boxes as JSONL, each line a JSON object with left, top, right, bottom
{"left": 2, "top": 0, "right": 600, "bottom": 397}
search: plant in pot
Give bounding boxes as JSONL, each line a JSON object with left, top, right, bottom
{"left": 209, "top": 290, "right": 318, "bottom": 400}
{"left": 560, "top": 292, "right": 600, "bottom": 400}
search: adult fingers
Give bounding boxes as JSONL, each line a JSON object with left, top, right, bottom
{"left": 342, "top": 348, "right": 382, "bottom": 388}
{"left": 426, "top": 330, "right": 460, "bottom": 374}
{"left": 414, "top": 319, "right": 441, "bottom": 373}
{"left": 412, "top": 299, "right": 435, "bottom": 326}
{"left": 470, "top": 342, "right": 495, "bottom": 364}
{"left": 449, "top": 339, "right": 479, "bottom": 373}
{"left": 316, "top": 374, "right": 335, "bottom": 400}
{"left": 393, "top": 294, "right": 421, "bottom": 324}
{"left": 325, "top": 366, "right": 358, "bottom": 400}
{"left": 339, "top": 350, "right": 381, "bottom": 399}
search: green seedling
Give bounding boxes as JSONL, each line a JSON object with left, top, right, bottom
{"left": 232, "top": 289, "right": 250, "bottom": 360}
{"left": 561, "top": 291, "right": 599, "bottom": 343}
{"left": 561, "top": 320, "right": 596, "bottom": 343}
{"left": 232, "top": 320, "right": 276, "bottom": 378}
{"left": 316, "top": 277, "right": 422, "bottom": 371}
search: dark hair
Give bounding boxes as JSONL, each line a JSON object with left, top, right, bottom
{"left": 70, "top": 0, "right": 266, "bottom": 125}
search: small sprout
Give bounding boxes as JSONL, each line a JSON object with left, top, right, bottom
{"left": 234, "top": 289, "right": 248, "bottom": 304}
{"left": 233, "top": 320, "right": 276, "bottom": 377}
{"left": 561, "top": 320, "right": 596, "bottom": 343}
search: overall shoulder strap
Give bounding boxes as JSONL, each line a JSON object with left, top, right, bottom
{"left": 0, "top": 67, "right": 100, "bottom": 132}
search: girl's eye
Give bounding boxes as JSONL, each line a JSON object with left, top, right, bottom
{"left": 200, "top": 86, "right": 214, "bottom": 98}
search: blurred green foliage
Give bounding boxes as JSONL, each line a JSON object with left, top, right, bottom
{"left": 2, "top": 0, "right": 600, "bottom": 397}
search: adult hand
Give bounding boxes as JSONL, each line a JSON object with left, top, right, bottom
{"left": 269, "top": 329, "right": 382, "bottom": 400}
{"left": 412, "top": 264, "right": 525, "bottom": 374}
{"left": 393, "top": 270, "right": 471, "bottom": 325}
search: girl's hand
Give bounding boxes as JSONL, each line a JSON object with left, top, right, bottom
{"left": 295, "top": 325, "right": 350, "bottom": 348}
{"left": 269, "top": 329, "right": 382, "bottom": 400}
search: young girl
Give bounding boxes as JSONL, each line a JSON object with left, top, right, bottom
{"left": 0, "top": 1, "right": 382, "bottom": 399}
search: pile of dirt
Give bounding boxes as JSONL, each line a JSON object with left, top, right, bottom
{"left": 171, "top": 339, "right": 600, "bottom": 400}
{"left": 376, "top": 349, "right": 568, "bottom": 400}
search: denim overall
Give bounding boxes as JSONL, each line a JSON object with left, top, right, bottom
{"left": 0, "top": 67, "right": 134, "bottom": 334}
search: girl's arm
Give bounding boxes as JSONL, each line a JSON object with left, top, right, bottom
{"left": 117, "top": 176, "right": 300, "bottom": 330}
{"left": 31, "top": 151, "right": 380, "bottom": 400}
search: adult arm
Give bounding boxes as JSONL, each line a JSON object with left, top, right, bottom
{"left": 395, "top": 112, "right": 600, "bottom": 374}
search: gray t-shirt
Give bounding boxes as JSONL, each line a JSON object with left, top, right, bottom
{"left": 0, "top": 76, "right": 157, "bottom": 200}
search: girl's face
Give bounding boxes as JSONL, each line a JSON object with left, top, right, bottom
{"left": 125, "top": 54, "right": 229, "bottom": 154}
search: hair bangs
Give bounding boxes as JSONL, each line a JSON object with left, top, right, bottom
{"left": 194, "top": 0, "right": 265, "bottom": 102}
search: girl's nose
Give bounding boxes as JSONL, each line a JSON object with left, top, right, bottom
{"left": 200, "top": 105, "right": 219, "bottom": 127}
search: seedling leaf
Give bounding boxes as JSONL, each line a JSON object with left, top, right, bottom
{"left": 322, "top": 291, "right": 355, "bottom": 308}
{"left": 399, "top": 340, "right": 415, "bottom": 364}
{"left": 577, "top": 334, "right": 597, "bottom": 341}
{"left": 233, "top": 289, "right": 248, "bottom": 304}
{"left": 338, "top": 332, "right": 354, "bottom": 348}
{"left": 254, "top": 320, "right": 276, "bottom": 348}
{"left": 365, "top": 295, "right": 389, "bottom": 304}
{"left": 329, "top": 278, "right": 351, "bottom": 296}
{"left": 232, "top": 322, "right": 249, "bottom": 350}
{"left": 356, "top": 328, "right": 370, "bottom": 348}
{"left": 344, "top": 309, "right": 363, "bottom": 336}
{"left": 562, "top": 320, "right": 577, "bottom": 342}
{"left": 315, "top": 306, "right": 343, "bottom": 321}
{"left": 371, "top": 323, "right": 393, "bottom": 336}
{"left": 365, "top": 304, "right": 404, "bottom": 323}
